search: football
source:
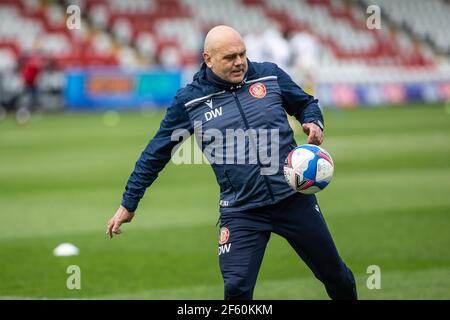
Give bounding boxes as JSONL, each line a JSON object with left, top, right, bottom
{"left": 283, "top": 144, "right": 334, "bottom": 194}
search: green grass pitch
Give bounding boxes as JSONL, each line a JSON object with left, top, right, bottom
{"left": 0, "top": 103, "right": 449, "bottom": 299}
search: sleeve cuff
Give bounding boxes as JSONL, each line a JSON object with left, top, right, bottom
{"left": 121, "top": 197, "right": 139, "bottom": 213}
{"left": 311, "top": 120, "right": 324, "bottom": 131}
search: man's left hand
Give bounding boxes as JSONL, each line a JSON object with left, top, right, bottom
{"left": 302, "top": 122, "right": 323, "bottom": 146}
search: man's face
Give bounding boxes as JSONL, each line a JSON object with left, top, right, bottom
{"left": 204, "top": 41, "right": 248, "bottom": 84}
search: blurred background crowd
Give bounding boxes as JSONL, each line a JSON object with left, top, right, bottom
{"left": 0, "top": 0, "right": 449, "bottom": 117}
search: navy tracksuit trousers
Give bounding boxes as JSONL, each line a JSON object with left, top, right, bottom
{"left": 218, "top": 192, "right": 357, "bottom": 300}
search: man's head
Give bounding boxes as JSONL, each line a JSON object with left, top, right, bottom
{"left": 203, "top": 25, "right": 248, "bottom": 84}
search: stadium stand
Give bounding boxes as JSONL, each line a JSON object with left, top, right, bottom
{"left": 362, "top": 0, "right": 450, "bottom": 55}
{"left": 1, "top": 0, "right": 448, "bottom": 67}
{"left": 0, "top": 0, "right": 449, "bottom": 110}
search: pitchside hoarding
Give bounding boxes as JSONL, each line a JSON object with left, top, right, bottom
{"left": 64, "top": 68, "right": 182, "bottom": 110}
{"left": 317, "top": 81, "right": 450, "bottom": 108}
{"left": 64, "top": 68, "right": 450, "bottom": 110}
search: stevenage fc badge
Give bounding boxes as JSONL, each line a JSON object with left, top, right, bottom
{"left": 249, "top": 82, "right": 266, "bottom": 98}
{"left": 219, "top": 227, "right": 230, "bottom": 245}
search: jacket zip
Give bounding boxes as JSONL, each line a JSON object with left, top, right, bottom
{"left": 231, "top": 91, "right": 275, "bottom": 202}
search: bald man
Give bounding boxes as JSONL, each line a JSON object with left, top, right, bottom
{"left": 107, "top": 25, "right": 357, "bottom": 300}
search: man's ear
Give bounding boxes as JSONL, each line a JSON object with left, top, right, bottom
{"left": 203, "top": 52, "right": 212, "bottom": 68}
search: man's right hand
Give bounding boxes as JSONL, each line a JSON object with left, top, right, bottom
{"left": 106, "top": 205, "right": 135, "bottom": 239}
{"left": 302, "top": 122, "right": 324, "bottom": 146}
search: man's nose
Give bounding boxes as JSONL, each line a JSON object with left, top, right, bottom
{"left": 235, "top": 55, "right": 244, "bottom": 66}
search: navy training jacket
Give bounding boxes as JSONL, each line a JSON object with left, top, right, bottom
{"left": 121, "top": 61, "right": 324, "bottom": 213}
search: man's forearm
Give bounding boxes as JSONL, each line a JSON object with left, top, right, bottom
{"left": 121, "top": 138, "right": 175, "bottom": 212}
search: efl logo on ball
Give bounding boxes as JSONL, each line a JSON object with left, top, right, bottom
{"left": 283, "top": 144, "right": 334, "bottom": 194}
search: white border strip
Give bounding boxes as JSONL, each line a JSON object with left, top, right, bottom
{"left": 184, "top": 76, "right": 277, "bottom": 107}
{"left": 246, "top": 75, "right": 277, "bottom": 84}
{"left": 184, "top": 90, "right": 226, "bottom": 107}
